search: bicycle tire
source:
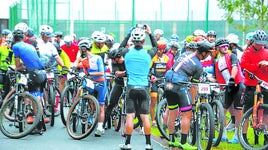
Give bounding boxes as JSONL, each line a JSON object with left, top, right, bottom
{"left": 238, "top": 104, "right": 268, "bottom": 150}
{"left": 211, "top": 100, "right": 224, "bottom": 147}
{"left": 196, "top": 102, "right": 215, "bottom": 150}
{"left": 156, "top": 98, "right": 169, "bottom": 140}
{"left": 60, "top": 85, "right": 76, "bottom": 126}
{"left": 0, "top": 93, "right": 42, "bottom": 139}
{"left": 111, "top": 105, "right": 121, "bottom": 132}
{"left": 66, "top": 94, "right": 100, "bottom": 140}
{"left": 48, "top": 86, "right": 55, "bottom": 127}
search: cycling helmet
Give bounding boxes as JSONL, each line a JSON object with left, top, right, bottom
{"left": 78, "top": 39, "right": 92, "bottom": 50}
{"left": 193, "top": 29, "right": 206, "bottom": 37}
{"left": 253, "top": 30, "right": 267, "bottom": 45}
{"left": 154, "top": 29, "right": 164, "bottom": 36}
{"left": 39, "top": 25, "right": 53, "bottom": 37}
{"left": 185, "top": 35, "right": 194, "bottom": 43}
{"left": 169, "top": 41, "right": 180, "bottom": 49}
{"left": 14, "top": 22, "right": 28, "bottom": 33}
{"left": 226, "top": 33, "right": 239, "bottom": 44}
{"left": 91, "top": 31, "right": 106, "bottom": 43}
{"left": 157, "top": 40, "right": 167, "bottom": 50}
{"left": 27, "top": 27, "right": 34, "bottom": 37}
{"left": 54, "top": 31, "right": 63, "bottom": 37}
{"left": 30, "top": 70, "right": 46, "bottom": 84}
{"left": 63, "top": 35, "right": 73, "bottom": 43}
{"left": 2, "top": 29, "right": 11, "bottom": 35}
{"left": 13, "top": 29, "right": 25, "bottom": 39}
{"left": 207, "top": 30, "right": 217, "bottom": 37}
{"left": 131, "top": 28, "right": 146, "bottom": 42}
{"left": 105, "top": 34, "right": 115, "bottom": 46}
{"left": 186, "top": 42, "right": 198, "bottom": 49}
{"left": 108, "top": 43, "right": 121, "bottom": 59}
{"left": 170, "top": 34, "right": 179, "bottom": 42}
{"left": 246, "top": 32, "right": 254, "bottom": 40}
{"left": 6, "top": 33, "right": 13, "bottom": 43}
{"left": 196, "top": 40, "right": 214, "bottom": 53}
{"left": 215, "top": 38, "right": 229, "bottom": 47}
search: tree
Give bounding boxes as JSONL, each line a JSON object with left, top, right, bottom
{"left": 217, "top": 0, "right": 268, "bottom": 32}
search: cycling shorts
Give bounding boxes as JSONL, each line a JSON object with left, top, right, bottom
{"left": 223, "top": 82, "right": 245, "bottom": 110}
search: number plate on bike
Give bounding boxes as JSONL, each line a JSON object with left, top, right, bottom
{"left": 198, "top": 83, "right": 211, "bottom": 94}
{"left": 261, "top": 81, "right": 268, "bottom": 90}
{"left": 211, "top": 86, "right": 220, "bottom": 93}
{"left": 67, "top": 73, "right": 75, "bottom": 80}
{"left": 85, "top": 78, "right": 94, "bottom": 90}
{"left": 46, "top": 72, "right": 54, "bottom": 78}
{"left": 17, "top": 74, "right": 28, "bottom": 85}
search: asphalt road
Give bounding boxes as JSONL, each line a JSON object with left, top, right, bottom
{"left": 0, "top": 116, "right": 169, "bottom": 150}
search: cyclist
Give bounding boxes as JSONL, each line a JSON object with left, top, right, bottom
{"left": 240, "top": 30, "right": 268, "bottom": 145}
{"left": 118, "top": 25, "right": 157, "bottom": 150}
{"left": 242, "top": 32, "right": 254, "bottom": 50}
{"left": 149, "top": 40, "right": 169, "bottom": 127}
{"left": 74, "top": 39, "right": 107, "bottom": 137}
{"left": 0, "top": 29, "right": 11, "bottom": 46}
{"left": 226, "top": 33, "right": 243, "bottom": 61}
{"left": 153, "top": 28, "right": 168, "bottom": 44}
{"left": 91, "top": 31, "right": 109, "bottom": 61}
{"left": 0, "top": 33, "right": 14, "bottom": 99}
{"left": 53, "top": 31, "right": 64, "bottom": 47}
{"left": 105, "top": 34, "right": 115, "bottom": 49}
{"left": 166, "top": 41, "right": 180, "bottom": 70}
{"left": 214, "top": 38, "right": 245, "bottom": 144}
{"left": 12, "top": 29, "right": 46, "bottom": 126}
{"left": 164, "top": 40, "right": 214, "bottom": 150}
{"left": 207, "top": 30, "right": 217, "bottom": 43}
{"left": 60, "top": 35, "right": 79, "bottom": 65}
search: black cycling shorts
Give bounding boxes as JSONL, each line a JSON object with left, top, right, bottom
{"left": 223, "top": 82, "right": 245, "bottom": 110}
{"left": 125, "top": 86, "right": 150, "bottom": 114}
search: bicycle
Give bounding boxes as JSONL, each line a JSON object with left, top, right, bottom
{"left": 0, "top": 66, "right": 42, "bottom": 139}
{"left": 43, "top": 63, "right": 61, "bottom": 127}
{"left": 238, "top": 69, "right": 268, "bottom": 150}
{"left": 60, "top": 67, "right": 82, "bottom": 126}
{"left": 66, "top": 73, "right": 101, "bottom": 140}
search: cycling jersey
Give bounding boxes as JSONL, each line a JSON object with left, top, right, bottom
{"left": 150, "top": 54, "right": 169, "bottom": 77}
{"left": 58, "top": 50, "right": 71, "bottom": 75}
{"left": 13, "top": 41, "right": 44, "bottom": 71}
{"left": 60, "top": 43, "right": 79, "bottom": 63}
{"left": 82, "top": 54, "right": 105, "bottom": 81}
{"left": 37, "top": 39, "right": 59, "bottom": 66}
{"left": 91, "top": 42, "right": 109, "bottom": 60}
{"left": 240, "top": 46, "right": 268, "bottom": 86}
{"left": 0, "top": 46, "right": 14, "bottom": 71}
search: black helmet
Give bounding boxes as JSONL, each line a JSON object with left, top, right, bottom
{"left": 186, "top": 42, "right": 198, "bottom": 49}
{"left": 108, "top": 43, "right": 121, "bottom": 59}
{"left": 197, "top": 40, "right": 214, "bottom": 53}
{"left": 207, "top": 30, "right": 217, "bottom": 37}
{"left": 253, "top": 30, "right": 267, "bottom": 45}
{"left": 54, "top": 31, "right": 63, "bottom": 37}
{"left": 13, "top": 29, "right": 25, "bottom": 40}
{"left": 215, "top": 38, "right": 229, "bottom": 47}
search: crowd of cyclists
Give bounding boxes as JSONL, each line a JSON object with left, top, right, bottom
{"left": 0, "top": 21, "right": 268, "bottom": 150}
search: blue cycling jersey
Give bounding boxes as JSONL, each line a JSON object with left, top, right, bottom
{"left": 12, "top": 41, "right": 44, "bottom": 71}
{"left": 124, "top": 47, "right": 152, "bottom": 86}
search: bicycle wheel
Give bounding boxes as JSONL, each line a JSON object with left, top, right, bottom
{"left": 238, "top": 104, "right": 268, "bottom": 150}
{"left": 211, "top": 100, "right": 224, "bottom": 147}
{"left": 60, "top": 85, "right": 77, "bottom": 126}
{"left": 156, "top": 98, "right": 169, "bottom": 140}
{"left": 111, "top": 105, "right": 121, "bottom": 132}
{"left": 66, "top": 94, "right": 100, "bottom": 140}
{"left": 47, "top": 86, "right": 55, "bottom": 127}
{"left": 0, "top": 93, "right": 41, "bottom": 139}
{"left": 196, "top": 102, "right": 215, "bottom": 150}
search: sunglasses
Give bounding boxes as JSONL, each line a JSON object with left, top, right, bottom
{"left": 220, "top": 44, "right": 229, "bottom": 48}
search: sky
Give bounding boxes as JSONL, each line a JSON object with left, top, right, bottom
{"left": 0, "top": 0, "right": 228, "bottom": 21}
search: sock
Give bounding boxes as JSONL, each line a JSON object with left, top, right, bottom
{"left": 222, "top": 127, "right": 227, "bottom": 138}
{"left": 145, "top": 134, "right": 151, "bottom": 145}
{"left": 169, "top": 134, "right": 175, "bottom": 142}
{"left": 125, "top": 134, "right": 132, "bottom": 145}
{"left": 231, "top": 116, "right": 235, "bottom": 124}
{"left": 97, "top": 122, "right": 103, "bottom": 130}
{"left": 181, "top": 134, "right": 187, "bottom": 144}
{"left": 233, "top": 127, "right": 238, "bottom": 139}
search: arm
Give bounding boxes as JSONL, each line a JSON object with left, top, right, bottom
{"left": 240, "top": 49, "right": 259, "bottom": 72}
{"left": 230, "top": 54, "right": 238, "bottom": 78}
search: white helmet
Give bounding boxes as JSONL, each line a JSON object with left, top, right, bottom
{"left": 154, "top": 29, "right": 164, "bottom": 36}
{"left": 131, "top": 28, "right": 146, "bottom": 42}
{"left": 6, "top": 33, "right": 13, "bottom": 43}
{"left": 78, "top": 39, "right": 92, "bottom": 50}
{"left": 91, "top": 31, "right": 106, "bottom": 43}
{"left": 64, "top": 35, "right": 73, "bottom": 42}
{"left": 14, "top": 22, "right": 28, "bottom": 33}
{"left": 39, "top": 25, "right": 53, "bottom": 37}
{"left": 226, "top": 33, "right": 239, "bottom": 44}
{"left": 193, "top": 29, "right": 206, "bottom": 37}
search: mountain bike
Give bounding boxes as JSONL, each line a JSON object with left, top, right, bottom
{"left": 238, "top": 69, "right": 268, "bottom": 150}
{"left": 66, "top": 74, "right": 101, "bottom": 140}
{"left": 0, "top": 67, "right": 42, "bottom": 139}
{"left": 60, "top": 67, "right": 82, "bottom": 126}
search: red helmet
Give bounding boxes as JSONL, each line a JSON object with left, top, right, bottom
{"left": 157, "top": 40, "right": 167, "bottom": 50}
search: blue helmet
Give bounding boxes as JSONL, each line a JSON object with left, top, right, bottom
{"left": 2, "top": 29, "right": 11, "bottom": 35}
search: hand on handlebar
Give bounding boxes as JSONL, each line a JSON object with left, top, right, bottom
{"left": 150, "top": 75, "right": 157, "bottom": 83}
